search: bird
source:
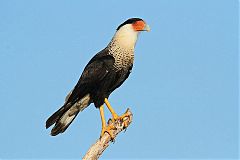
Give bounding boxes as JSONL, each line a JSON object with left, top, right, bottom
{"left": 46, "top": 18, "right": 150, "bottom": 138}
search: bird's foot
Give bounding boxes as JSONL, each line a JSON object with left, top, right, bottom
{"left": 112, "top": 111, "right": 131, "bottom": 128}
{"left": 100, "top": 124, "right": 115, "bottom": 140}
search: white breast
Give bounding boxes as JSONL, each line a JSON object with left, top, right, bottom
{"left": 107, "top": 24, "right": 138, "bottom": 71}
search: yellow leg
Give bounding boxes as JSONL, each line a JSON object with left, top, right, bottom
{"left": 99, "top": 105, "right": 114, "bottom": 138}
{"left": 104, "top": 98, "right": 130, "bottom": 126}
{"left": 104, "top": 98, "right": 119, "bottom": 119}
{"left": 99, "top": 105, "right": 106, "bottom": 129}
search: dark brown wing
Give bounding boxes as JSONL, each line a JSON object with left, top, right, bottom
{"left": 46, "top": 49, "right": 114, "bottom": 129}
{"left": 108, "top": 64, "right": 133, "bottom": 93}
{"left": 65, "top": 49, "right": 115, "bottom": 106}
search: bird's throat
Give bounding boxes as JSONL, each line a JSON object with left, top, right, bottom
{"left": 111, "top": 25, "right": 138, "bottom": 49}
{"left": 107, "top": 38, "right": 135, "bottom": 71}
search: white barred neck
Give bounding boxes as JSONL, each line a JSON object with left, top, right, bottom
{"left": 108, "top": 24, "right": 139, "bottom": 50}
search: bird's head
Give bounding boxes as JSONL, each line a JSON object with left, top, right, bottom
{"left": 113, "top": 18, "right": 150, "bottom": 48}
{"left": 116, "top": 18, "right": 150, "bottom": 32}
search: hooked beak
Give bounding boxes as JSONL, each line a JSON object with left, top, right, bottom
{"left": 144, "top": 24, "right": 150, "bottom": 32}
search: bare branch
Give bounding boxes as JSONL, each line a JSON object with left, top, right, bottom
{"left": 82, "top": 108, "right": 133, "bottom": 160}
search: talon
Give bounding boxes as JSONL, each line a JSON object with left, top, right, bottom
{"left": 113, "top": 112, "right": 131, "bottom": 127}
{"left": 104, "top": 98, "right": 130, "bottom": 130}
{"left": 100, "top": 124, "right": 115, "bottom": 140}
{"left": 104, "top": 98, "right": 130, "bottom": 123}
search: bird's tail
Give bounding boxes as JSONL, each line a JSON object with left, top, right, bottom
{"left": 49, "top": 105, "right": 79, "bottom": 136}
{"left": 46, "top": 94, "right": 91, "bottom": 136}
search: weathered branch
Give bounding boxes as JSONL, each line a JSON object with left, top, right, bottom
{"left": 82, "top": 108, "right": 133, "bottom": 160}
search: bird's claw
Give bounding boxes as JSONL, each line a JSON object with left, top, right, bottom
{"left": 100, "top": 124, "right": 116, "bottom": 141}
{"left": 112, "top": 112, "right": 131, "bottom": 128}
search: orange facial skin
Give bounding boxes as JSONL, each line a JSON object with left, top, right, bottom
{"left": 132, "top": 20, "right": 146, "bottom": 31}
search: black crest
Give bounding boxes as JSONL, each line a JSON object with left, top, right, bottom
{"left": 116, "top": 18, "right": 143, "bottom": 30}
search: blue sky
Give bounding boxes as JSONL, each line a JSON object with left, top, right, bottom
{"left": 0, "top": 0, "right": 238, "bottom": 159}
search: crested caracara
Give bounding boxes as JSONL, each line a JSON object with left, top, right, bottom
{"left": 46, "top": 18, "right": 150, "bottom": 137}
